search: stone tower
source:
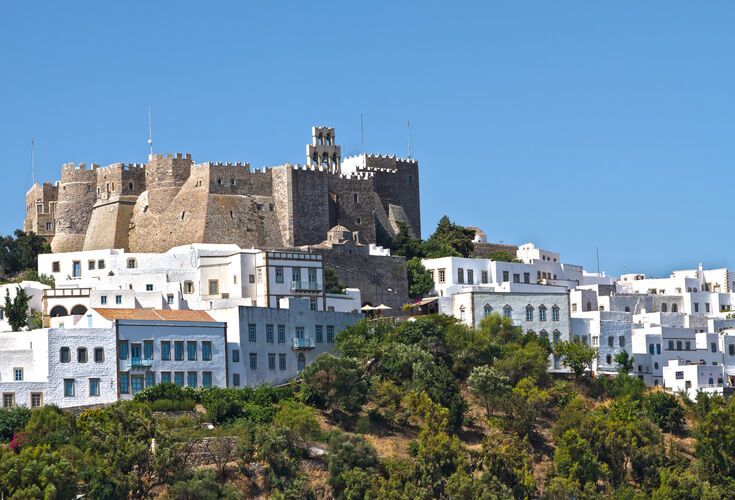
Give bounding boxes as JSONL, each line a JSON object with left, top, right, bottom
{"left": 306, "top": 126, "right": 341, "bottom": 172}
{"left": 24, "top": 182, "right": 58, "bottom": 243}
{"left": 51, "top": 163, "right": 98, "bottom": 253}
{"left": 144, "top": 153, "right": 193, "bottom": 214}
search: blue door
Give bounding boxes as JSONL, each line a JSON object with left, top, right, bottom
{"left": 131, "top": 343, "right": 142, "bottom": 367}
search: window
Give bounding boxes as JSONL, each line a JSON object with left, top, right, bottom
{"left": 730, "top": 345, "right": 735, "bottom": 356}
{"left": 667, "top": 340, "right": 674, "bottom": 350}
{"left": 606, "top": 354, "right": 612, "bottom": 364}
{"left": 457, "top": 268, "right": 464, "bottom": 284}
{"left": 525, "top": 305, "right": 534, "bottom": 321}
{"left": 184, "top": 281, "right": 194, "bottom": 294}
{"left": 649, "top": 343, "right": 655, "bottom": 355}
{"left": 13, "top": 368, "right": 23, "bottom": 381}
{"left": 174, "top": 341, "right": 184, "bottom": 361}
{"left": 249, "top": 274, "right": 255, "bottom": 284}
{"left": 353, "top": 192, "right": 359, "bottom": 203}
{"left": 89, "top": 378, "right": 100, "bottom": 397}
{"left": 624, "top": 306, "right": 630, "bottom": 312}
{"left": 208, "top": 280, "right": 219, "bottom": 295}
{"left": 513, "top": 273, "right": 520, "bottom": 283}
{"left": 694, "top": 303, "right": 699, "bottom": 313}
{"left": 524, "top": 272, "right": 530, "bottom": 284}
{"left": 295, "top": 326, "right": 305, "bottom": 339}
{"left": 572, "top": 304, "right": 578, "bottom": 312}
{"left": 98, "top": 260, "right": 105, "bottom": 270}
{"left": 661, "top": 303, "right": 668, "bottom": 312}
{"left": 203, "top": 372, "right": 212, "bottom": 388}
{"left": 160, "top": 372, "right": 171, "bottom": 384}
{"left": 711, "top": 342, "right": 717, "bottom": 353}
{"left": 483, "top": 304, "right": 492, "bottom": 318}
{"left": 438, "top": 269, "right": 446, "bottom": 283}
{"left": 115, "top": 295, "right": 122, "bottom": 305}
{"left": 200, "top": 341, "right": 211, "bottom": 361}
{"left": 72, "top": 260, "right": 81, "bottom": 277}
{"left": 310, "top": 297, "right": 317, "bottom": 311}
{"left": 77, "top": 347, "right": 87, "bottom": 363}
{"left": 30, "top": 393, "right": 42, "bottom": 408}
{"left": 88, "top": 260, "right": 95, "bottom": 270}
{"left": 618, "top": 336, "right": 625, "bottom": 347}
{"left": 606, "top": 336, "right": 613, "bottom": 348}
{"left": 60, "top": 346, "right": 70, "bottom": 363}
{"left": 481, "top": 271, "right": 488, "bottom": 284}
{"left": 275, "top": 267, "right": 284, "bottom": 283}
{"left": 539, "top": 305, "right": 547, "bottom": 322}
{"left": 146, "top": 372, "right": 155, "bottom": 387}
{"left": 174, "top": 372, "right": 184, "bottom": 387}
{"left": 292, "top": 267, "right": 301, "bottom": 284}
{"left": 503, "top": 271, "right": 509, "bottom": 282}
{"left": 127, "top": 258, "right": 137, "bottom": 269}
{"left": 672, "top": 304, "right": 678, "bottom": 312}
{"left": 278, "top": 325, "right": 285, "bottom": 343}
{"left": 64, "top": 379, "right": 75, "bottom": 397}
{"left": 654, "top": 362, "right": 659, "bottom": 370}
{"left": 676, "top": 340, "right": 683, "bottom": 350}
{"left": 187, "top": 371, "right": 197, "bottom": 387}
{"left": 503, "top": 305, "right": 512, "bottom": 319}
{"left": 3, "top": 393, "right": 15, "bottom": 408}
{"left": 248, "top": 324, "right": 257, "bottom": 342}
{"left": 100, "top": 295, "right": 107, "bottom": 305}
{"left": 249, "top": 353, "right": 257, "bottom": 370}
{"left": 159, "top": 341, "right": 171, "bottom": 361}
{"left": 144, "top": 340, "right": 153, "bottom": 360}
{"left": 706, "top": 303, "right": 711, "bottom": 313}
{"left": 327, "top": 325, "right": 335, "bottom": 343}
{"left": 552, "top": 306, "right": 560, "bottom": 322}
{"left": 233, "top": 373, "right": 240, "bottom": 386}
{"left": 316, "top": 325, "right": 323, "bottom": 343}
{"left": 167, "top": 294, "right": 174, "bottom": 305}
{"left": 553, "top": 330, "right": 561, "bottom": 344}
{"left": 279, "top": 353, "right": 286, "bottom": 370}
{"left": 52, "top": 261, "right": 60, "bottom": 272}
{"left": 268, "top": 353, "right": 276, "bottom": 370}
{"left": 187, "top": 341, "right": 197, "bottom": 360}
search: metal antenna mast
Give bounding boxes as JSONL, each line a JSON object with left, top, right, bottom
{"left": 147, "top": 106, "right": 154, "bottom": 157}
{"left": 407, "top": 120, "right": 413, "bottom": 159}
{"left": 31, "top": 138, "right": 36, "bottom": 185}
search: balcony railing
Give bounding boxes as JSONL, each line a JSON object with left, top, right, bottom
{"left": 119, "top": 358, "right": 154, "bottom": 371}
{"left": 291, "top": 281, "right": 321, "bottom": 293}
{"left": 292, "top": 337, "right": 316, "bottom": 350}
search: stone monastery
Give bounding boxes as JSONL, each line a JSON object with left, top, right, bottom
{"left": 25, "top": 126, "right": 421, "bottom": 254}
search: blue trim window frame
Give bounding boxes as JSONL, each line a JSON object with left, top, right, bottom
{"left": 202, "top": 341, "right": 212, "bottom": 361}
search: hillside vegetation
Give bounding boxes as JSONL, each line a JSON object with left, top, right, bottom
{"left": 0, "top": 314, "right": 734, "bottom": 499}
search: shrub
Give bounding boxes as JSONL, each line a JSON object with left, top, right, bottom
{"left": 149, "top": 399, "right": 196, "bottom": 412}
{"left": 133, "top": 383, "right": 199, "bottom": 403}
{"left": 0, "top": 406, "right": 31, "bottom": 441}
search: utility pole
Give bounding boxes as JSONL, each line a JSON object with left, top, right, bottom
{"left": 148, "top": 106, "right": 154, "bottom": 157}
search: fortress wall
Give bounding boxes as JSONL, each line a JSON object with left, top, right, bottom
{"left": 95, "top": 163, "right": 146, "bottom": 199}
{"left": 202, "top": 194, "right": 284, "bottom": 249}
{"left": 144, "top": 154, "right": 193, "bottom": 214}
{"left": 288, "top": 167, "right": 330, "bottom": 246}
{"left": 327, "top": 176, "right": 377, "bottom": 244}
{"left": 51, "top": 163, "right": 98, "bottom": 253}
{"left": 83, "top": 196, "right": 138, "bottom": 250}
{"left": 25, "top": 182, "right": 58, "bottom": 241}
{"left": 271, "top": 166, "right": 294, "bottom": 247}
{"left": 371, "top": 160, "right": 421, "bottom": 237}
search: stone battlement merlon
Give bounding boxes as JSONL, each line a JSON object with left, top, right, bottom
{"left": 196, "top": 161, "right": 251, "bottom": 169}
{"left": 151, "top": 153, "right": 192, "bottom": 161}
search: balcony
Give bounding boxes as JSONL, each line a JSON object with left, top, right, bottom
{"left": 291, "top": 281, "right": 321, "bottom": 294}
{"left": 292, "top": 337, "right": 316, "bottom": 350}
{"left": 120, "top": 358, "right": 154, "bottom": 371}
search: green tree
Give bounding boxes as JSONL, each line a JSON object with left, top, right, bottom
{"left": 390, "top": 221, "right": 425, "bottom": 260}
{"left": 467, "top": 366, "right": 511, "bottom": 419}
{"left": 324, "top": 266, "right": 346, "bottom": 294}
{"left": 423, "top": 216, "right": 475, "bottom": 258}
{"left": 0, "top": 444, "right": 78, "bottom": 499}
{"left": 0, "top": 406, "right": 31, "bottom": 441}
{"left": 488, "top": 250, "right": 520, "bottom": 263}
{"left": 554, "top": 429, "right": 609, "bottom": 487}
{"left": 643, "top": 391, "right": 684, "bottom": 433}
{"left": 614, "top": 350, "right": 635, "bottom": 374}
{"left": 4, "top": 287, "right": 31, "bottom": 331}
{"left": 272, "top": 401, "right": 321, "bottom": 446}
{"left": 406, "top": 257, "right": 433, "bottom": 299}
{"left": 335, "top": 318, "right": 394, "bottom": 361}
{"left": 554, "top": 341, "right": 596, "bottom": 379}
{"left": 0, "top": 230, "right": 51, "bottom": 277}
{"left": 255, "top": 425, "right": 302, "bottom": 490}
{"left": 327, "top": 433, "right": 379, "bottom": 498}
{"left": 652, "top": 466, "right": 724, "bottom": 500}
{"left": 301, "top": 354, "right": 368, "bottom": 413}
{"left": 695, "top": 397, "right": 735, "bottom": 487}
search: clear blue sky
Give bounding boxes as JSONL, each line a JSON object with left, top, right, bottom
{"left": 2, "top": 2, "right": 733, "bottom": 277}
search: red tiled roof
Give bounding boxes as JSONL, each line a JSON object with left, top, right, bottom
{"left": 93, "top": 308, "right": 216, "bottom": 322}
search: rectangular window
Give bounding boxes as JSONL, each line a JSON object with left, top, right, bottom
{"left": 160, "top": 372, "right": 171, "bottom": 384}
{"left": 233, "top": 373, "right": 240, "bottom": 386}
{"left": 167, "top": 294, "right": 174, "bottom": 305}
{"left": 467, "top": 269, "right": 474, "bottom": 284}
{"left": 118, "top": 341, "right": 129, "bottom": 360}
{"left": 292, "top": 267, "right": 301, "bottom": 284}
{"left": 76, "top": 347, "right": 87, "bottom": 363}
{"left": 248, "top": 324, "right": 257, "bottom": 342}
{"left": 174, "top": 341, "right": 184, "bottom": 361}
{"left": 202, "top": 372, "right": 212, "bottom": 388}
{"left": 278, "top": 325, "right": 285, "bottom": 343}
{"left": 729, "top": 344, "right": 735, "bottom": 356}
{"left": 316, "top": 325, "right": 323, "bottom": 343}
{"left": 656, "top": 344, "right": 661, "bottom": 355}
{"left": 308, "top": 268, "right": 317, "bottom": 284}
{"left": 202, "top": 341, "right": 212, "bottom": 361}
{"left": 98, "top": 260, "right": 105, "bottom": 270}
{"left": 52, "top": 261, "right": 60, "bottom": 272}
{"left": 275, "top": 267, "right": 284, "bottom": 283}
{"left": 13, "top": 368, "right": 23, "bottom": 382}
{"left": 618, "top": 336, "right": 625, "bottom": 347}
{"left": 249, "top": 353, "right": 257, "bottom": 370}
{"left": 649, "top": 343, "right": 655, "bottom": 355}
{"left": 89, "top": 378, "right": 100, "bottom": 397}
{"left": 310, "top": 297, "right": 317, "bottom": 311}
{"left": 513, "top": 273, "right": 520, "bottom": 283}
{"left": 187, "top": 341, "right": 197, "bottom": 361}
{"left": 131, "top": 376, "right": 144, "bottom": 394}
{"left": 266, "top": 324, "right": 274, "bottom": 343}
{"left": 187, "top": 371, "right": 197, "bottom": 388}
{"left": 327, "top": 325, "right": 335, "bottom": 343}
{"left": 524, "top": 272, "right": 530, "bottom": 284}
{"left": 249, "top": 274, "right": 255, "bottom": 284}
{"left": 30, "top": 393, "right": 42, "bottom": 408}
{"left": 119, "top": 374, "right": 130, "bottom": 393}
{"left": 711, "top": 342, "right": 717, "bottom": 353}
{"left": 694, "top": 303, "right": 699, "bottom": 313}
{"left": 268, "top": 353, "right": 276, "bottom": 370}
{"left": 503, "top": 271, "right": 509, "bottom": 282}
{"left": 174, "top": 372, "right": 184, "bottom": 387}
{"left": 161, "top": 341, "right": 171, "bottom": 360}
{"left": 115, "top": 295, "right": 122, "bottom": 305}
{"left": 438, "top": 269, "right": 446, "bottom": 283}
{"left": 608, "top": 336, "right": 614, "bottom": 347}
{"left": 232, "top": 349, "right": 240, "bottom": 363}
{"left": 145, "top": 372, "right": 155, "bottom": 387}
{"left": 93, "top": 347, "right": 104, "bottom": 363}
{"left": 457, "top": 268, "right": 464, "bottom": 284}
{"left": 145, "top": 283, "right": 153, "bottom": 291}
{"left": 279, "top": 353, "right": 286, "bottom": 370}
{"left": 481, "top": 270, "right": 488, "bottom": 284}
{"left": 100, "top": 295, "right": 107, "bottom": 305}
{"left": 72, "top": 261, "right": 81, "bottom": 278}
{"left": 3, "top": 393, "right": 15, "bottom": 408}
{"left": 208, "top": 280, "right": 219, "bottom": 295}
{"left": 295, "top": 326, "right": 305, "bottom": 339}
{"left": 144, "top": 340, "right": 153, "bottom": 360}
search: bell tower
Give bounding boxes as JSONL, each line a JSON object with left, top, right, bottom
{"left": 306, "top": 126, "right": 341, "bottom": 172}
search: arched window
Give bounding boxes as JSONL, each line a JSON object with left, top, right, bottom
{"left": 539, "top": 329, "right": 548, "bottom": 340}
{"left": 483, "top": 304, "right": 493, "bottom": 318}
{"left": 672, "top": 304, "right": 678, "bottom": 313}
{"left": 297, "top": 353, "right": 306, "bottom": 371}
{"left": 459, "top": 305, "right": 466, "bottom": 321}
{"left": 312, "top": 152, "right": 318, "bottom": 164}
{"left": 676, "top": 340, "right": 682, "bottom": 350}
{"left": 539, "top": 305, "right": 547, "bottom": 322}
{"left": 654, "top": 362, "right": 659, "bottom": 370}
{"left": 502, "top": 305, "right": 512, "bottom": 319}
{"left": 551, "top": 305, "right": 559, "bottom": 321}
{"left": 70, "top": 305, "right": 88, "bottom": 316}
{"left": 50, "top": 305, "right": 68, "bottom": 317}
{"left": 552, "top": 329, "right": 561, "bottom": 344}
{"left": 318, "top": 132, "right": 323, "bottom": 145}
{"left": 606, "top": 354, "right": 612, "bottom": 364}
{"left": 527, "top": 329, "right": 536, "bottom": 336}
{"left": 525, "top": 305, "right": 534, "bottom": 321}
{"left": 321, "top": 152, "right": 330, "bottom": 167}
{"left": 326, "top": 133, "right": 331, "bottom": 145}
{"left": 661, "top": 303, "right": 668, "bottom": 312}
